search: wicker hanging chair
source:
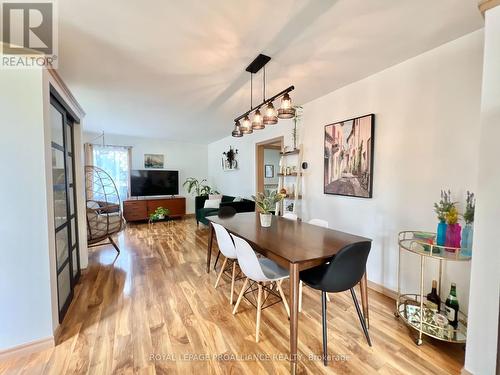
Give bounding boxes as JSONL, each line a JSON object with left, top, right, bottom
{"left": 85, "top": 165, "right": 124, "bottom": 253}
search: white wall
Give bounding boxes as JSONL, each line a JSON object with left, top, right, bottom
{"left": 0, "top": 69, "right": 54, "bottom": 351}
{"left": 464, "top": 6, "right": 500, "bottom": 374}
{"left": 83, "top": 132, "right": 208, "bottom": 214}
{"left": 208, "top": 31, "right": 484, "bottom": 310}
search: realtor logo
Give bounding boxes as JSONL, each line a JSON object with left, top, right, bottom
{"left": 1, "top": 1, "right": 57, "bottom": 67}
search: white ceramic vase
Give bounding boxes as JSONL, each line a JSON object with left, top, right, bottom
{"left": 260, "top": 213, "right": 272, "bottom": 227}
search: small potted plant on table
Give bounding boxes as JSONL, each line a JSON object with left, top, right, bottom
{"left": 252, "top": 191, "right": 285, "bottom": 227}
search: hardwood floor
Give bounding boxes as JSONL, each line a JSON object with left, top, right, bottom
{"left": 0, "top": 219, "right": 465, "bottom": 374}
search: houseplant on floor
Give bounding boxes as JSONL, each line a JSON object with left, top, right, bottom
{"left": 252, "top": 191, "right": 285, "bottom": 227}
{"left": 149, "top": 207, "right": 170, "bottom": 222}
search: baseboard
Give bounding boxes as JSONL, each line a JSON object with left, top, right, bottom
{"left": 184, "top": 213, "right": 195, "bottom": 218}
{"left": 367, "top": 280, "right": 398, "bottom": 300}
{"left": 0, "top": 336, "right": 54, "bottom": 362}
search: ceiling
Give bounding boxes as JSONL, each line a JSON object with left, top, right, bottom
{"left": 57, "top": 0, "right": 483, "bottom": 144}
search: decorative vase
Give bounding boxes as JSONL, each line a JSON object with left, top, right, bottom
{"left": 445, "top": 223, "right": 462, "bottom": 250}
{"left": 158, "top": 214, "right": 165, "bottom": 220}
{"left": 260, "top": 213, "right": 272, "bottom": 227}
{"left": 436, "top": 221, "right": 447, "bottom": 246}
{"left": 461, "top": 223, "right": 474, "bottom": 256}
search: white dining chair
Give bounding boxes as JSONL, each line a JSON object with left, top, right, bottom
{"left": 308, "top": 218, "right": 329, "bottom": 228}
{"left": 212, "top": 222, "right": 239, "bottom": 305}
{"left": 231, "top": 234, "right": 290, "bottom": 342}
{"left": 296, "top": 219, "right": 332, "bottom": 312}
{"left": 282, "top": 212, "right": 298, "bottom": 221}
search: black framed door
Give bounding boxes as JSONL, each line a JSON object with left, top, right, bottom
{"left": 50, "top": 95, "right": 80, "bottom": 323}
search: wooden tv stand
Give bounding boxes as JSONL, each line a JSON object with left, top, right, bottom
{"left": 123, "top": 196, "right": 186, "bottom": 222}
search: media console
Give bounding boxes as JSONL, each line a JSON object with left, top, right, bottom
{"left": 123, "top": 196, "right": 186, "bottom": 222}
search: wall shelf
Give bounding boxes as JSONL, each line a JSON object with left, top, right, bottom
{"left": 280, "top": 149, "right": 300, "bottom": 156}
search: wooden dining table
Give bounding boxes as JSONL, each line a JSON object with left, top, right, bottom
{"left": 206, "top": 212, "right": 372, "bottom": 374}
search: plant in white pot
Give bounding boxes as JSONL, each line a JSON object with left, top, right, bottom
{"left": 252, "top": 191, "right": 285, "bottom": 227}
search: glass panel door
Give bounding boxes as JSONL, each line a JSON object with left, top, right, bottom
{"left": 50, "top": 96, "right": 80, "bottom": 322}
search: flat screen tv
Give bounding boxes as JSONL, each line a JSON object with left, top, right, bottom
{"left": 130, "top": 170, "right": 179, "bottom": 197}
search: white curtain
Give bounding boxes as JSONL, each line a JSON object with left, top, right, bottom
{"left": 92, "top": 145, "right": 131, "bottom": 202}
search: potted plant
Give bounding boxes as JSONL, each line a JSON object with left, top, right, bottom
{"left": 434, "top": 190, "right": 454, "bottom": 246}
{"left": 461, "top": 191, "right": 475, "bottom": 255}
{"left": 183, "top": 177, "right": 219, "bottom": 196}
{"left": 149, "top": 207, "right": 170, "bottom": 222}
{"left": 252, "top": 191, "right": 285, "bottom": 227}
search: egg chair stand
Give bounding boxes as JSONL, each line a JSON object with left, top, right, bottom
{"left": 85, "top": 166, "right": 124, "bottom": 254}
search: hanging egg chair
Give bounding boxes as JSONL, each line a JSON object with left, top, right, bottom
{"left": 85, "top": 165, "right": 124, "bottom": 253}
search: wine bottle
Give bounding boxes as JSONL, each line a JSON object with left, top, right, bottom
{"left": 426, "top": 280, "right": 441, "bottom": 312}
{"left": 445, "top": 283, "right": 459, "bottom": 328}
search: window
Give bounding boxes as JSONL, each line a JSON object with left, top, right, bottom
{"left": 92, "top": 145, "right": 130, "bottom": 202}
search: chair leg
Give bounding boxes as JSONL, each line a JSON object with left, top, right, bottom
{"left": 213, "top": 251, "right": 221, "bottom": 271}
{"left": 230, "top": 261, "right": 236, "bottom": 305}
{"left": 350, "top": 288, "right": 372, "bottom": 347}
{"left": 277, "top": 280, "right": 290, "bottom": 318}
{"left": 109, "top": 236, "right": 120, "bottom": 253}
{"left": 299, "top": 280, "right": 303, "bottom": 312}
{"left": 232, "top": 278, "right": 248, "bottom": 315}
{"left": 256, "top": 283, "right": 263, "bottom": 342}
{"left": 214, "top": 257, "right": 227, "bottom": 288}
{"left": 322, "top": 291, "right": 328, "bottom": 366}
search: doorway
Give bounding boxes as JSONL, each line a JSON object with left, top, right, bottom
{"left": 50, "top": 94, "right": 81, "bottom": 323}
{"left": 255, "top": 136, "right": 284, "bottom": 195}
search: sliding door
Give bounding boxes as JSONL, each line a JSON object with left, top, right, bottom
{"left": 50, "top": 95, "right": 80, "bottom": 322}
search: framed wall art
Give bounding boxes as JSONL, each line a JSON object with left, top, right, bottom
{"left": 324, "top": 114, "right": 375, "bottom": 198}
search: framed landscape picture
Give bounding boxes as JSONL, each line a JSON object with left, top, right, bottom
{"left": 324, "top": 114, "right": 375, "bottom": 198}
{"left": 144, "top": 154, "right": 164, "bottom": 169}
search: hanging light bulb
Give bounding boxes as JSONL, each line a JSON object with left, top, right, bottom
{"left": 252, "top": 109, "right": 265, "bottom": 130}
{"left": 231, "top": 121, "right": 243, "bottom": 137}
{"left": 277, "top": 92, "right": 296, "bottom": 119}
{"left": 241, "top": 115, "right": 253, "bottom": 134}
{"left": 263, "top": 102, "right": 278, "bottom": 125}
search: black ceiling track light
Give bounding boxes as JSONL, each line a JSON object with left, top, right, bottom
{"left": 232, "top": 54, "right": 295, "bottom": 137}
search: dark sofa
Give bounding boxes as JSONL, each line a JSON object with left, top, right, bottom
{"left": 195, "top": 195, "right": 255, "bottom": 226}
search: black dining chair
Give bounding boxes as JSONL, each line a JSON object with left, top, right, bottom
{"left": 213, "top": 206, "right": 238, "bottom": 270}
{"left": 300, "top": 241, "right": 372, "bottom": 366}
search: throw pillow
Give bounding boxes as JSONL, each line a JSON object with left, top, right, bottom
{"left": 204, "top": 199, "right": 221, "bottom": 209}
{"left": 233, "top": 196, "right": 243, "bottom": 202}
{"left": 209, "top": 194, "right": 223, "bottom": 200}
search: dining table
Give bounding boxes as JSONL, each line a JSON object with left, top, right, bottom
{"left": 205, "top": 212, "right": 372, "bottom": 374}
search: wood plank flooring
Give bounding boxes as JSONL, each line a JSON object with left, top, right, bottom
{"left": 0, "top": 219, "right": 465, "bottom": 374}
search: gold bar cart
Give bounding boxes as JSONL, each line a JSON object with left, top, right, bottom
{"left": 396, "top": 231, "right": 471, "bottom": 345}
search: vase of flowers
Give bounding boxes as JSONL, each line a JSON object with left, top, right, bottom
{"left": 461, "top": 191, "right": 475, "bottom": 256}
{"left": 434, "top": 190, "right": 454, "bottom": 246}
{"left": 252, "top": 191, "right": 285, "bottom": 228}
{"left": 445, "top": 206, "right": 461, "bottom": 250}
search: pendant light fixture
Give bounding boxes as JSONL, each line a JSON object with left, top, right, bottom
{"left": 263, "top": 101, "right": 278, "bottom": 125}
{"left": 241, "top": 115, "right": 252, "bottom": 134}
{"left": 277, "top": 92, "right": 295, "bottom": 119}
{"left": 252, "top": 109, "right": 264, "bottom": 130}
{"left": 231, "top": 120, "right": 242, "bottom": 137}
{"left": 231, "top": 54, "right": 295, "bottom": 137}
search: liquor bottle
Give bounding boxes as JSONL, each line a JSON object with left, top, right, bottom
{"left": 426, "top": 280, "right": 441, "bottom": 312}
{"left": 445, "top": 283, "right": 459, "bottom": 328}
